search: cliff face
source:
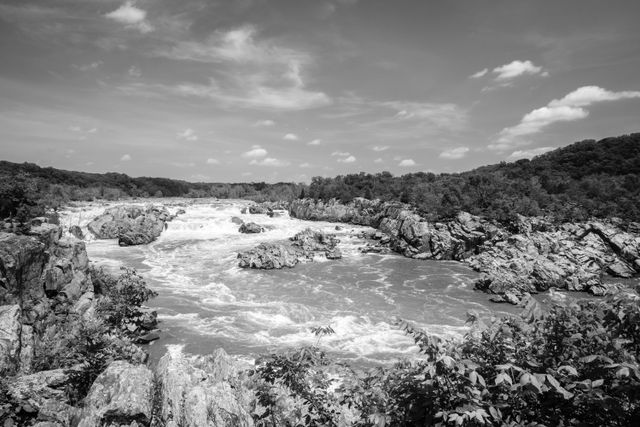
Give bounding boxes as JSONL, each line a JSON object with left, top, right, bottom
{"left": 290, "top": 198, "right": 640, "bottom": 303}
{"left": 0, "top": 224, "right": 93, "bottom": 376}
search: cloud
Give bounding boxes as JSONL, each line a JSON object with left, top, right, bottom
{"left": 390, "top": 102, "right": 466, "bottom": 129}
{"left": 206, "top": 158, "right": 220, "bottom": 164}
{"left": 105, "top": 1, "right": 153, "bottom": 33}
{"left": 120, "top": 154, "right": 131, "bottom": 161}
{"left": 372, "top": 145, "right": 389, "bottom": 152}
{"left": 470, "top": 68, "right": 488, "bottom": 79}
{"left": 308, "top": 139, "right": 321, "bottom": 146}
{"left": 439, "top": 147, "right": 469, "bottom": 159}
{"left": 337, "top": 155, "right": 356, "bottom": 163}
{"left": 398, "top": 159, "right": 416, "bottom": 167}
{"left": 73, "top": 61, "right": 103, "bottom": 72}
{"left": 255, "top": 119, "right": 275, "bottom": 127}
{"left": 177, "top": 128, "right": 198, "bottom": 141}
{"left": 283, "top": 133, "right": 299, "bottom": 141}
{"left": 331, "top": 151, "right": 350, "bottom": 157}
{"left": 508, "top": 147, "right": 555, "bottom": 159}
{"left": 494, "top": 86, "right": 640, "bottom": 150}
{"left": 250, "top": 157, "right": 289, "bottom": 167}
{"left": 299, "top": 162, "right": 311, "bottom": 168}
{"left": 242, "top": 145, "right": 268, "bottom": 158}
{"left": 493, "top": 60, "right": 545, "bottom": 81}
{"left": 151, "top": 25, "right": 330, "bottom": 111}
{"left": 128, "top": 66, "right": 142, "bottom": 78}
{"left": 374, "top": 158, "right": 383, "bottom": 163}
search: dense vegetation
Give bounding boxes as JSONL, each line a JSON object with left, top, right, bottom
{"left": 307, "top": 134, "right": 640, "bottom": 223}
{"left": 0, "top": 160, "right": 304, "bottom": 220}
{"left": 252, "top": 291, "right": 640, "bottom": 426}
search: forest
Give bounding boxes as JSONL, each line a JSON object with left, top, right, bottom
{"left": 1, "top": 133, "right": 639, "bottom": 224}
{"left": 306, "top": 133, "right": 640, "bottom": 223}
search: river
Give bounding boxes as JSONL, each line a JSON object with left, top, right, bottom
{"left": 60, "top": 199, "right": 522, "bottom": 365}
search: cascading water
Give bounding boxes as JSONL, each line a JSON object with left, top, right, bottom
{"left": 60, "top": 199, "right": 520, "bottom": 365}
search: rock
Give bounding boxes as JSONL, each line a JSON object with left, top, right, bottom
{"left": 0, "top": 232, "right": 48, "bottom": 305}
{"left": 87, "top": 204, "right": 174, "bottom": 245}
{"left": 335, "top": 225, "right": 343, "bottom": 231}
{"left": 139, "top": 307, "right": 158, "bottom": 330}
{"left": 237, "top": 244, "right": 301, "bottom": 269}
{"left": 325, "top": 247, "right": 342, "bottom": 260}
{"left": 231, "top": 216, "right": 244, "bottom": 225}
{"left": 0, "top": 304, "right": 21, "bottom": 375}
{"left": 290, "top": 228, "right": 339, "bottom": 253}
{"left": 78, "top": 361, "right": 154, "bottom": 427}
{"left": 156, "top": 347, "right": 253, "bottom": 427}
{"left": 238, "top": 222, "right": 263, "bottom": 234}
{"left": 137, "top": 330, "right": 160, "bottom": 344}
{"left": 7, "top": 367, "right": 71, "bottom": 407}
{"left": 68, "top": 225, "right": 84, "bottom": 240}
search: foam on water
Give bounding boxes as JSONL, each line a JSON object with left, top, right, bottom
{"left": 60, "top": 199, "right": 520, "bottom": 364}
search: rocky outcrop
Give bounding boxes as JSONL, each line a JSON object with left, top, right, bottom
{"left": 156, "top": 346, "right": 253, "bottom": 427}
{"left": 238, "top": 229, "right": 342, "bottom": 269}
{"left": 239, "top": 222, "right": 264, "bottom": 234}
{"left": 290, "top": 199, "right": 640, "bottom": 303}
{"left": 78, "top": 361, "right": 154, "bottom": 426}
{"left": 238, "top": 243, "right": 302, "bottom": 269}
{"left": 87, "top": 205, "right": 177, "bottom": 246}
{"left": 0, "top": 304, "right": 21, "bottom": 375}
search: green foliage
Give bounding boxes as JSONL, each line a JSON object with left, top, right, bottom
{"left": 251, "top": 292, "right": 640, "bottom": 426}
{"left": 307, "top": 134, "right": 640, "bottom": 223}
{"left": 93, "top": 266, "right": 158, "bottom": 334}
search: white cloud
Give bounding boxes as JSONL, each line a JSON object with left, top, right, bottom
{"left": 493, "top": 60, "right": 544, "bottom": 81}
{"left": 372, "top": 145, "right": 389, "bottom": 152}
{"left": 242, "top": 145, "right": 268, "bottom": 158}
{"left": 283, "top": 133, "right": 299, "bottom": 141}
{"left": 68, "top": 126, "right": 82, "bottom": 132}
{"left": 206, "top": 158, "right": 220, "bottom": 165}
{"left": 390, "top": 102, "right": 466, "bottom": 129}
{"left": 470, "top": 68, "right": 488, "bottom": 79}
{"left": 331, "top": 151, "right": 350, "bottom": 157}
{"left": 152, "top": 25, "right": 330, "bottom": 111}
{"left": 73, "top": 61, "right": 103, "bottom": 72}
{"left": 494, "top": 86, "right": 640, "bottom": 150}
{"left": 105, "top": 1, "right": 153, "bottom": 33}
{"left": 299, "top": 162, "right": 311, "bottom": 168}
{"left": 307, "top": 139, "right": 321, "bottom": 146}
{"left": 439, "top": 147, "right": 469, "bottom": 159}
{"left": 337, "top": 155, "right": 356, "bottom": 163}
{"left": 374, "top": 158, "right": 383, "bottom": 163}
{"left": 250, "top": 157, "right": 289, "bottom": 167}
{"left": 177, "top": 128, "right": 198, "bottom": 141}
{"left": 87, "top": 128, "right": 98, "bottom": 133}
{"left": 399, "top": 159, "right": 416, "bottom": 167}
{"left": 128, "top": 66, "right": 141, "bottom": 78}
{"left": 120, "top": 154, "right": 131, "bottom": 161}
{"left": 255, "top": 119, "right": 275, "bottom": 127}
{"left": 509, "top": 147, "right": 555, "bottom": 159}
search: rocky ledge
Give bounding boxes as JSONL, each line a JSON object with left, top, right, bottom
{"left": 237, "top": 228, "right": 341, "bottom": 269}
{"left": 290, "top": 198, "right": 640, "bottom": 303}
{"left": 87, "top": 205, "right": 179, "bottom": 246}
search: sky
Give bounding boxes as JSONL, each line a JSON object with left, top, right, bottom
{"left": 1, "top": 0, "right": 640, "bottom": 183}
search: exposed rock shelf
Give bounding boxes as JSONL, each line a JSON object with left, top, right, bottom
{"left": 87, "top": 204, "right": 179, "bottom": 246}
{"left": 290, "top": 198, "right": 640, "bottom": 303}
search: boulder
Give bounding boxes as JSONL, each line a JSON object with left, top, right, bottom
{"left": 78, "top": 361, "right": 154, "bottom": 427}
{"left": 238, "top": 222, "right": 263, "bottom": 234}
{"left": 87, "top": 204, "right": 174, "bottom": 245}
{"left": 238, "top": 244, "right": 301, "bottom": 269}
{"left": 231, "top": 217, "right": 244, "bottom": 225}
{"left": 325, "top": 247, "right": 342, "bottom": 260}
{"left": 68, "top": 225, "right": 84, "bottom": 240}
{"left": 156, "top": 347, "right": 253, "bottom": 427}
{"left": 0, "top": 232, "right": 48, "bottom": 305}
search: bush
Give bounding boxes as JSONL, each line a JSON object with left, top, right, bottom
{"left": 92, "top": 266, "right": 158, "bottom": 334}
{"left": 251, "top": 292, "right": 640, "bottom": 426}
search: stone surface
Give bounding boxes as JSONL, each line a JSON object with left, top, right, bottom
{"left": 156, "top": 347, "right": 253, "bottom": 427}
{"left": 238, "top": 222, "right": 263, "bottom": 234}
{"left": 78, "top": 361, "right": 154, "bottom": 427}
{"left": 0, "top": 304, "right": 21, "bottom": 375}
{"left": 231, "top": 216, "right": 244, "bottom": 225}
{"left": 69, "top": 225, "right": 84, "bottom": 240}
{"left": 237, "top": 244, "right": 301, "bottom": 269}
{"left": 87, "top": 204, "right": 175, "bottom": 245}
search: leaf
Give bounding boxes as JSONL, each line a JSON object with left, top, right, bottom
{"left": 592, "top": 379, "right": 604, "bottom": 388}
{"left": 469, "top": 371, "right": 478, "bottom": 385}
{"left": 558, "top": 365, "right": 578, "bottom": 376}
{"left": 616, "top": 367, "right": 630, "bottom": 378}
{"left": 579, "top": 355, "right": 598, "bottom": 363}
{"left": 489, "top": 406, "right": 500, "bottom": 421}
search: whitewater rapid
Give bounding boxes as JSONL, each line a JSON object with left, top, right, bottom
{"left": 60, "top": 199, "right": 519, "bottom": 364}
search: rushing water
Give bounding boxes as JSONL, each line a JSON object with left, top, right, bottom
{"left": 60, "top": 199, "right": 522, "bottom": 365}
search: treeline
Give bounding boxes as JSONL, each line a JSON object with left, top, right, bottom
{"left": 307, "top": 133, "right": 640, "bottom": 223}
{"left": 0, "top": 161, "right": 303, "bottom": 219}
